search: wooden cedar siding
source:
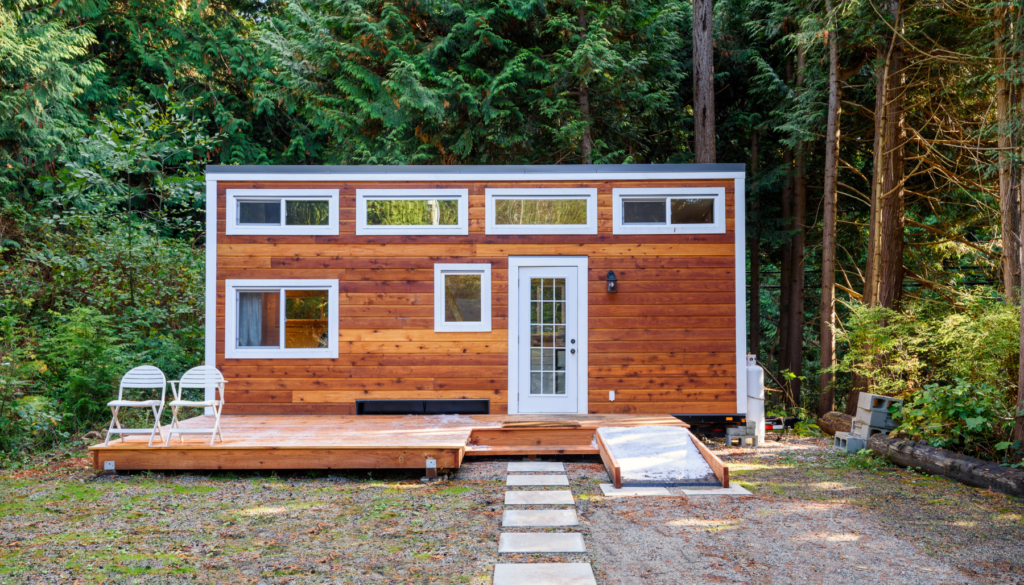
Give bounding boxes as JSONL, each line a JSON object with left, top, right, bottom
{"left": 215, "top": 179, "right": 737, "bottom": 415}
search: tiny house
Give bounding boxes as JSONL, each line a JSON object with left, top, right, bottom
{"left": 203, "top": 164, "right": 747, "bottom": 419}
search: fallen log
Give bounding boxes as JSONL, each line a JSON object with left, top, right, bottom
{"left": 818, "top": 411, "right": 854, "bottom": 436}
{"left": 868, "top": 434, "right": 1024, "bottom": 498}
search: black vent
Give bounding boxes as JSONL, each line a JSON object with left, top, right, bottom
{"left": 356, "top": 399, "right": 490, "bottom": 416}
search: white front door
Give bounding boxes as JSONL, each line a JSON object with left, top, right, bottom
{"left": 514, "top": 264, "right": 584, "bottom": 414}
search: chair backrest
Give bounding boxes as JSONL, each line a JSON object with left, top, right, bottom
{"left": 118, "top": 365, "right": 167, "bottom": 401}
{"left": 178, "top": 366, "right": 226, "bottom": 389}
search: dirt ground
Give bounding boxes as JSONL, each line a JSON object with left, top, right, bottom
{"left": 1, "top": 436, "right": 1023, "bottom": 584}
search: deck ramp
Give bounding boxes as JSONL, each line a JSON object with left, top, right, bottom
{"left": 596, "top": 426, "right": 728, "bottom": 488}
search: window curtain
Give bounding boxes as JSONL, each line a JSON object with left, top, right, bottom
{"left": 238, "top": 292, "right": 263, "bottom": 347}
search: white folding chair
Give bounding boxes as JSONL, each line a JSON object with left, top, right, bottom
{"left": 104, "top": 365, "right": 168, "bottom": 447}
{"left": 165, "top": 366, "right": 227, "bottom": 446}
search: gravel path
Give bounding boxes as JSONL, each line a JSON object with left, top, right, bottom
{"left": 1, "top": 437, "right": 1022, "bottom": 583}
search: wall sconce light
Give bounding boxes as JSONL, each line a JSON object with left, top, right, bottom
{"left": 606, "top": 270, "right": 617, "bottom": 293}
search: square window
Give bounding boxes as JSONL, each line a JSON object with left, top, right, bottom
{"left": 226, "top": 280, "right": 338, "bottom": 359}
{"left": 485, "top": 188, "right": 597, "bottom": 235}
{"left": 356, "top": 189, "right": 468, "bottom": 235}
{"left": 227, "top": 190, "right": 339, "bottom": 236}
{"left": 613, "top": 188, "right": 726, "bottom": 234}
{"left": 434, "top": 264, "right": 491, "bottom": 332}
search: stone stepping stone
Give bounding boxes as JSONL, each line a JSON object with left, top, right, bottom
{"left": 502, "top": 509, "right": 579, "bottom": 527}
{"left": 599, "top": 484, "right": 672, "bottom": 497}
{"left": 508, "top": 461, "right": 565, "bottom": 473}
{"left": 505, "top": 490, "right": 575, "bottom": 505}
{"left": 498, "top": 533, "right": 586, "bottom": 553}
{"left": 493, "top": 563, "right": 596, "bottom": 585}
{"left": 682, "top": 485, "right": 754, "bottom": 496}
{"left": 506, "top": 474, "right": 569, "bottom": 487}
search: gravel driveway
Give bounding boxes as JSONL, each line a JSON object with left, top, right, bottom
{"left": 1, "top": 436, "right": 1022, "bottom": 584}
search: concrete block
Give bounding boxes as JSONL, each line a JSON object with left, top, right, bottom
{"left": 498, "top": 533, "right": 586, "bottom": 553}
{"left": 856, "top": 407, "right": 896, "bottom": 430}
{"left": 833, "top": 431, "right": 865, "bottom": 453}
{"left": 724, "top": 430, "right": 760, "bottom": 447}
{"left": 508, "top": 461, "right": 565, "bottom": 473}
{"left": 494, "top": 563, "right": 596, "bottom": 585}
{"left": 849, "top": 420, "right": 891, "bottom": 441}
{"left": 502, "top": 509, "right": 579, "bottom": 527}
{"left": 505, "top": 491, "right": 575, "bottom": 505}
{"left": 681, "top": 485, "right": 754, "bottom": 496}
{"left": 857, "top": 392, "right": 903, "bottom": 414}
{"left": 506, "top": 474, "right": 570, "bottom": 486}
{"left": 599, "top": 484, "right": 672, "bottom": 497}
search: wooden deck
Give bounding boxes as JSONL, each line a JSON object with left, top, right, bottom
{"left": 89, "top": 414, "right": 685, "bottom": 471}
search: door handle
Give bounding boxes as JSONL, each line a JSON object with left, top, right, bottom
{"left": 570, "top": 349, "right": 576, "bottom": 355}
{"left": 570, "top": 339, "right": 576, "bottom": 344}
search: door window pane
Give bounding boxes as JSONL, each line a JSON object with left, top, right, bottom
{"left": 238, "top": 201, "right": 281, "bottom": 225}
{"left": 237, "top": 292, "right": 279, "bottom": 347}
{"left": 528, "top": 277, "right": 567, "bottom": 395}
{"left": 494, "top": 199, "right": 587, "bottom": 225}
{"left": 285, "top": 290, "right": 329, "bottom": 348}
{"left": 366, "top": 199, "right": 459, "bottom": 226}
{"left": 285, "top": 200, "right": 330, "bottom": 226}
{"left": 623, "top": 200, "right": 666, "bottom": 224}
{"left": 670, "top": 198, "right": 715, "bottom": 224}
{"left": 444, "top": 274, "right": 482, "bottom": 322}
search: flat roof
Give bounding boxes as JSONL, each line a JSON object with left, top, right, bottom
{"left": 205, "top": 163, "right": 745, "bottom": 174}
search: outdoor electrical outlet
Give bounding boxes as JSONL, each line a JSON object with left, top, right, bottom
{"left": 609, "top": 391, "right": 615, "bottom": 401}
{"left": 103, "top": 461, "right": 115, "bottom": 471}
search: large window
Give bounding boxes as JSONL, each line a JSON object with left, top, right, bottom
{"left": 485, "top": 188, "right": 597, "bottom": 235}
{"left": 433, "top": 264, "right": 492, "bottom": 332}
{"left": 612, "top": 187, "right": 726, "bottom": 234}
{"left": 226, "top": 189, "right": 339, "bottom": 236}
{"left": 225, "top": 280, "right": 338, "bottom": 359}
{"left": 356, "top": 189, "right": 469, "bottom": 235}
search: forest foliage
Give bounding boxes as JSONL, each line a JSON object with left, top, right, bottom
{"left": 0, "top": 0, "right": 1023, "bottom": 465}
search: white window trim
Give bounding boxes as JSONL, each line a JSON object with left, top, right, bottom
{"left": 225, "top": 279, "right": 339, "bottom": 359}
{"left": 225, "top": 189, "right": 339, "bottom": 236}
{"left": 485, "top": 188, "right": 598, "bottom": 235}
{"left": 355, "top": 189, "right": 469, "bottom": 236}
{"left": 612, "top": 187, "right": 726, "bottom": 234}
{"left": 433, "top": 264, "right": 492, "bottom": 332}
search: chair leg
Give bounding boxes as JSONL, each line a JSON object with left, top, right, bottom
{"left": 164, "top": 406, "right": 180, "bottom": 447}
{"left": 104, "top": 406, "right": 118, "bottom": 447}
{"left": 148, "top": 405, "right": 164, "bottom": 447}
{"left": 210, "top": 403, "right": 223, "bottom": 446}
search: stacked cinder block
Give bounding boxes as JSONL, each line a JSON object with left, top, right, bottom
{"left": 833, "top": 393, "right": 903, "bottom": 454}
{"left": 724, "top": 422, "right": 761, "bottom": 447}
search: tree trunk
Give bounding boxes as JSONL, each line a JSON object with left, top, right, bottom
{"left": 779, "top": 52, "right": 795, "bottom": 408}
{"left": 750, "top": 130, "right": 761, "bottom": 359}
{"left": 779, "top": 147, "right": 794, "bottom": 404}
{"left": 819, "top": 0, "right": 841, "bottom": 417}
{"left": 852, "top": 1, "right": 906, "bottom": 416}
{"left": 692, "top": 0, "right": 715, "bottom": 163}
{"left": 786, "top": 49, "right": 807, "bottom": 409}
{"left": 1016, "top": 82, "right": 1024, "bottom": 444}
{"left": 873, "top": 0, "right": 906, "bottom": 311}
{"left": 869, "top": 434, "right": 1024, "bottom": 497}
{"left": 578, "top": 9, "right": 593, "bottom": 164}
{"left": 997, "top": 8, "right": 1019, "bottom": 302}
{"left": 818, "top": 411, "right": 853, "bottom": 436}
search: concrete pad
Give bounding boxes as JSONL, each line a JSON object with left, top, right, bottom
{"left": 599, "top": 484, "right": 672, "bottom": 497}
{"left": 498, "top": 533, "right": 586, "bottom": 553}
{"left": 681, "top": 485, "right": 753, "bottom": 497}
{"left": 505, "top": 490, "right": 575, "bottom": 505}
{"left": 506, "top": 474, "right": 569, "bottom": 486}
{"left": 502, "top": 509, "right": 579, "bottom": 527}
{"left": 494, "top": 563, "right": 596, "bottom": 585}
{"left": 508, "top": 461, "right": 565, "bottom": 473}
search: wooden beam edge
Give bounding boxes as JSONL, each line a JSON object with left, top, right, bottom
{"left": 595, "top": 430, "right": 621, "bottom": 489}
{"left": 689, "top": 430, "right": 729, "bottom": 488}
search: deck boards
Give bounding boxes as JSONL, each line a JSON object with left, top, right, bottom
{"left": 89, "top": 414, "right": 685, "bottom": 471}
